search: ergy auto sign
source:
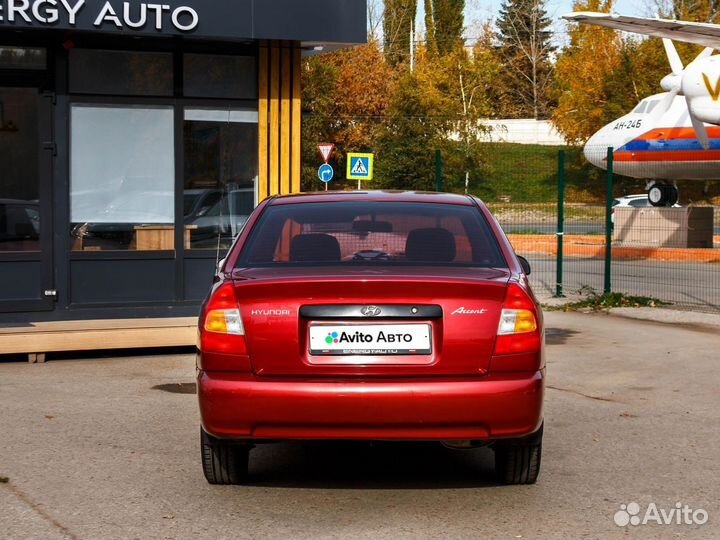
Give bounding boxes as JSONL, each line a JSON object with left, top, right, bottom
{"left": 0, "top": 0, "right": 368, "bottom": 43}
{"left": 0, "top": 0, "right": 199, "bottom": 33}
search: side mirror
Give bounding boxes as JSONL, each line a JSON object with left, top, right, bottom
{"left": 216, "top": 258, "right": 226, "bottom": 274}
{"left": 517, "top": 255, "right": 532, "bottom": 275}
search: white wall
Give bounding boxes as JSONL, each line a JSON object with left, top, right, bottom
{"left": 480, "top": 119, "right": 566, "bottom": 146}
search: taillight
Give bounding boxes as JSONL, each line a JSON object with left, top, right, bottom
{"left": 494, "top": 283, "right": 541, "bottom": 356}
{"left": 498, "top": 309, "right": 537, "bottom": 335}
{"left": 204, "top": 309, "right": 244, "bottom": 335}
{"left": 200, "top": 283, "right": 247, "bottom": 357}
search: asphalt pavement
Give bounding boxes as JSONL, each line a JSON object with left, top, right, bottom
{"left": 1, "top": 311, "right": 719, "bottom": 539}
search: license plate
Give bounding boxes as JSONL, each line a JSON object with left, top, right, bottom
{"left": 309, "top": 324, "right": 432, "bottom": 356}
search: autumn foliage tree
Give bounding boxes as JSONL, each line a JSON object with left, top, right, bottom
{"left": 552, "top": 0, "right": 622, "bottom": 144}
{"left": 301, "top": 40, "right": 396, "bottom": 189}
{"left": 302, "top": 4, "right": 505, "bottom": 192}
{"left": 373, "top": 40, "right": 499, "bottom": 192}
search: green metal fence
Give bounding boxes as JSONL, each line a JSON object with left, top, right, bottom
{"left": 303, "top": 140, "right": 719, "bottom": 312}
{"left": 477, "top": 144, "right": 720, "bottom": 312}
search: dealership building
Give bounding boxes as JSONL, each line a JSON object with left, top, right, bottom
{"left": 0, "top": 1, "right": 366, "bottom": 351}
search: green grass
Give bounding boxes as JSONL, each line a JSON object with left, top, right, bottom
{"left": 474, "top": 142, "right": 720, "bottom": 205}
{"left": 547, "top": 293, "right": 670, "bottom": 312}
{"left": 474, "top": 143, "right": 593, "bottom": 204}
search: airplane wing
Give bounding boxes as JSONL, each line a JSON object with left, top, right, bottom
{"left": 563, "top": 12, "right": 720, "bottom": 49}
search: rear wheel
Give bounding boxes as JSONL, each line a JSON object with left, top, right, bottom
{"left": 201, "top": 429, "right": 250, "bottom": 485}
{"left": 493, "top": 425, "right": 543, "bottom": 485}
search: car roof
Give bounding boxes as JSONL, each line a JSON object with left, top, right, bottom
{"left": 268, "top": 190, "right": 476, "bottom": 206}
{"left": 617, "top": 194, "right": 647, "bottom": 200}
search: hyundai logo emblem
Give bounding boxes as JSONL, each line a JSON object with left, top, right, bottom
{"left": 361, "top": 306, "right": 382, "bottom": 317}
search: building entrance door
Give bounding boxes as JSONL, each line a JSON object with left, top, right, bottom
{"left": 0, "top": 86, "right": 54, "bottom": 313}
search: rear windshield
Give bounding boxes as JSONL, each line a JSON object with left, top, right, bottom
{"left": 237, "top": 201, "right": 507, "bottom": 268}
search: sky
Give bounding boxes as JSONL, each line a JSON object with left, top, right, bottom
{"left": 411, "top": 0, "right": 648, "bottom": 46}
{"left": 468, "top": 0, "right": 645, "bottom": 21}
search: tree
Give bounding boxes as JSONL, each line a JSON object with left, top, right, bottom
{"left": 424, "top": 0, "right": 437, "bottom": 55}
{"left": 495, "top": 0, "right": 556, "bottom": 119}
{"left": 667, "top": 0, "right": 720, "bottom": 20}
{"left": 367, "top": 0, "right": 384, "bottom": 41}
{"left": 375, "top": 70, "right": 443, "bottom": 190}
{"left": 432, "top": 0, "right": 465, "bottom": 56}
{"left": 384, "top": 0, "right": 417, "bottom": 67}
{"left": 374, "top": 41, "right": 497, "bottom": 192}
{"left": 552, "top": 0, "right": 622, "bottom": 144}
{"left": 301, "top": 40, "right": 396, "bottom": 189}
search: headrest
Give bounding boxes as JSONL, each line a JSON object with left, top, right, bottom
{"left": 290, "top": 233, "right": 341, "bottom": 263}
{"left": 405, "top": 228, "right": 456, "bottom": 262}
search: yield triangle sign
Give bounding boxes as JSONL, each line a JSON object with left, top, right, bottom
{"left": 318, "top": 144, "right": 335, "bottom": 163}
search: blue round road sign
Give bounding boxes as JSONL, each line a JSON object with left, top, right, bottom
{"left": 318, "top": 164, "right": 334, "bottom": 183}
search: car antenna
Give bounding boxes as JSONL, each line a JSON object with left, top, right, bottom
{"left": 215, "top": 106, "right": 232, "bottom": 271}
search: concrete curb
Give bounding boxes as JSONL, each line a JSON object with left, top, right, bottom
{"left": 608, "top": 307, "right": 720, "bottom": 328}
{"left": 508, "top": 234, "right": 720, "bottom": 262}
{"left": 538, "top": 295, "right": 720, "bottom": 328}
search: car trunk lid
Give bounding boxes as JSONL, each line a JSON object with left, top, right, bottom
{"left": 232, "top": 267, "right": 510, "bottom": 377}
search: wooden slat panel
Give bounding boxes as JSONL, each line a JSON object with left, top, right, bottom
{"left": 280, "top": 46, "right": 292, "bottom": 195}
{"left": 0, "top": 318, "right": 198, "bottom": 354}
{"left": 0, "top": 317, "right": 198, "bottom": 334}
{"left": 0, "top": 327, "right": 197, "bottom": 354}
{"left": 269, "top": 44, "right": 281, "bottom": 197}
{"left": 292, "top": 46, "right": 302, "bottom": 194}
{"left": 258, "top": 46, "right": 269, "bottom": 202}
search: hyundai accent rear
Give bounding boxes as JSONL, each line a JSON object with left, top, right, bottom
{"left": 197, "top": 191, "right": 545, "bottom": 485}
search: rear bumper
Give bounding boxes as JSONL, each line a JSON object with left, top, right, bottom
{"left": 198, "top": 370, "right": 545, "bottom": 441}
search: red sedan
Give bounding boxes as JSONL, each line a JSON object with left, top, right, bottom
{"left": 198, "top": 191, "right": 545, "bottom": 485}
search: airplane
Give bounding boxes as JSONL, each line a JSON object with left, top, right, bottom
{"left": 563, "top": 12, "right": 720, "bottom": 206}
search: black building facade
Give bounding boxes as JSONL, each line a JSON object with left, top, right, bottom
{"left": 0, "top": 0, "right": 366, "bottom": 323}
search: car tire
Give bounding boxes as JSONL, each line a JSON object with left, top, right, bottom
{"left": 493, "top": 425, "right": 543, "bottom": 485}
{"left": 201, "top": 429, "right": 250, "bottom": 485}
{"left": 666, "top": 185, "right": 679, "bottom": 206}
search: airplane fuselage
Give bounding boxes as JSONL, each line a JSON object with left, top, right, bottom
{"left": 585, "top": 93, "right": 720, "bottom": 180}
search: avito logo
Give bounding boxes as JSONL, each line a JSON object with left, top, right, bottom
{"left": 325, "top": 330, "right": 413, "bottom": 345}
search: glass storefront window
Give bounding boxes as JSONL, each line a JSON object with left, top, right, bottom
{"left": 0, "top": 88, "right": 41, "bottom": 252}
{"left": 69, "top": 50, "right": 173, "bottom": 96}
{"left": 70, "top": 105, "right": 175, "bottom": 251}
{"left": 184, "top": 54, "right": 257, "bottom": 99}
{"left": 0, "top": 47, "right": 46, "bottom": 70}
{"left": 184, "top": 108, "right": 258, "bottom": 250}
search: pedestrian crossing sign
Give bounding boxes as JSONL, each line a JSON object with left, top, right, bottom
{"left": 346, "top": 153, "right": 374, "bottom": 181}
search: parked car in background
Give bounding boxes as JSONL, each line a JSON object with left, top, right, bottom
{"left": 184, "top": 189, "right": 223, "bottom": 220}
{"left": 612, "top": 194, "right": 681, "bottom": 224}
{"left": 613, "top": 194, "right": 682, "bottom": 209}
{"left": 197, "top": 191, "right": 545, "bottom": 486}
{"left": 185, "top": 188, "right": 254, "bottom": 249}
{"left": 0, "top": 198, "right": 40, "bottom": 251}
